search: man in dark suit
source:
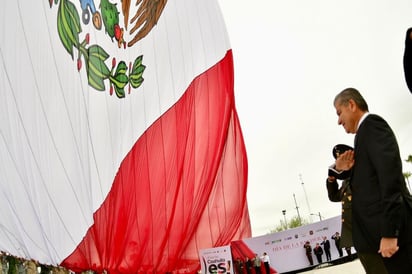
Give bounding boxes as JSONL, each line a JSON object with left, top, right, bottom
{"left": 332, "top": 87, "right": 412, "bottom": 273}
{"left": 403, "top": 27, "right": 412, "bottom": 94}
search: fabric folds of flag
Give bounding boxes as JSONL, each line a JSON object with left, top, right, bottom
{"left": 0, "top": 0, "right": 251, "bottom": 273}
{"left": 62, "top": 50, "right": 251, "bottom": 273}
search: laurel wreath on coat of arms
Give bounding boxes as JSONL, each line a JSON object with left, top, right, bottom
{"left": 49, "top": 0, "right": 167, "bottom": 99}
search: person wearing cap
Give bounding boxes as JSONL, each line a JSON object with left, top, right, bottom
{"left": 331, "top": 232, "right": 344, "bottom": 257}
{"left": 327, "top": 144, "right": 385, "bottom": 271}
{"left": 303, "top": 241, "right": 314, "bottom": 266}
{"left": 327, "top": 144, "right": 354, "bottom": 258}
{"left": 333, "top": 87, "right": 412, "bottom": 274}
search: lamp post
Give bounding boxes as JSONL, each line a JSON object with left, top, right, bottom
{"left": 282, "top": 209, "right": 287, "bottom": 229}
{"left": 310, "top": 212, "right": 322, "bottom": 221}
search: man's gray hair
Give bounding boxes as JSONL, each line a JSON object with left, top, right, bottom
{"left": 334, "top": 87, "right": 369, "bottom": 112}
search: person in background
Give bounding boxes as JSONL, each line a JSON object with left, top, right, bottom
{"left": 303, "top": 241, "right": 314, "bottom": 266}
{"left": 331, "top": 232, "right": 343, "bottom": 257}
{"left": 261, "top": 252, "right": 270, "bottom": 274}
{"left": 313, "top": 243, "right": 324, "bottom": 264}
{"left": 253, "top": 253, "right": 262, "bottom": 274}
{"left": 327, "top": 175, "right": 356, "bottom": 261}
{"left": 244, "top": 257, "right": 252, "bottom": 274}
{"left": 332, "top": 87, "right": 412, "bottom": 273}
{"left": 321, "top": 236, "right": 331, "bottom": 261}
{"left": 25, "top": 260, "right": 38, "bottom": 274}
{"left": 234, "top": 257, "right": 244, "bottom": 274}
{"left": 327, "top": 143, "right": 356, "bottom": 262}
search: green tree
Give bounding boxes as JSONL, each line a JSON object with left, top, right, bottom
{"left": 269, "top": 215, "right": 309, "bottom": 233}
{"left": 289, "top": 215, "right": 308, "bottom": 228}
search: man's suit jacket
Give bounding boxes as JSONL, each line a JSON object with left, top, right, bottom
{"left": 351, "top": 114, "right": 407, "bottom": 253}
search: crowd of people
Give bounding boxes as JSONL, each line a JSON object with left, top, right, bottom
{"left": 233, "top": 252, "right": 271, "bottom": 274}
{"left": 0, "top": 251, "right": 93, "bottom": 274}
{"left": 302, "top": 232, "right": 354, "bottom": 267}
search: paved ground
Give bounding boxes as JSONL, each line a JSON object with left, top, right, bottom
{"left": 299, "top": 259, "right": 365, "bottom": 274}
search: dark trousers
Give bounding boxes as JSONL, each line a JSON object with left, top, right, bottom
{"left": 345, "top": 247, "right": 352, "bottom": 256}
{"left": 306, "top": 253, "right": 313, "bottom": 265}
{"left": 383, "top": 245, "right": 412, "bottom": 274}
{"left": 315, "top": 254, "right": 322, "bottom": 264}
{"left": 263, "top": 262, "right": 270, "bottom": 274}
{"left": 336, "top": 245, "right": 343, "bottom": 257}
{"left": 324, "top": 248, "right": 331, "bottom": 261}
{"left": 375, "top": 208, "right": 412, "bottom": 274}
{"left": 358, "top": 252, "right": 387, "bottom": 274}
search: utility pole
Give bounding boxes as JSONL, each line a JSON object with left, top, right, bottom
{"left": 293, "top": 193, "right": 302, "bottom": 224}
{"left": 300, "top": 174, "right": 313, "bottom": 223}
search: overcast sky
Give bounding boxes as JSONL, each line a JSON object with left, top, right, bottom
{"left": 217, "top": 0, "right": 412, "bottom": 236}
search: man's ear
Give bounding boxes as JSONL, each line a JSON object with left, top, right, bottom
{"left": 348, "top": 99, "right": 357, "bottom": 112}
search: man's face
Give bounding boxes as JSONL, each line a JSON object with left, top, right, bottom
{"left": 334, "top": 100, "right": 357, "bottom": 134}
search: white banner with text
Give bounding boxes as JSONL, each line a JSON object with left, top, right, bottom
{"left": 199, "top": 245, "right": 234, "bottom": 274}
